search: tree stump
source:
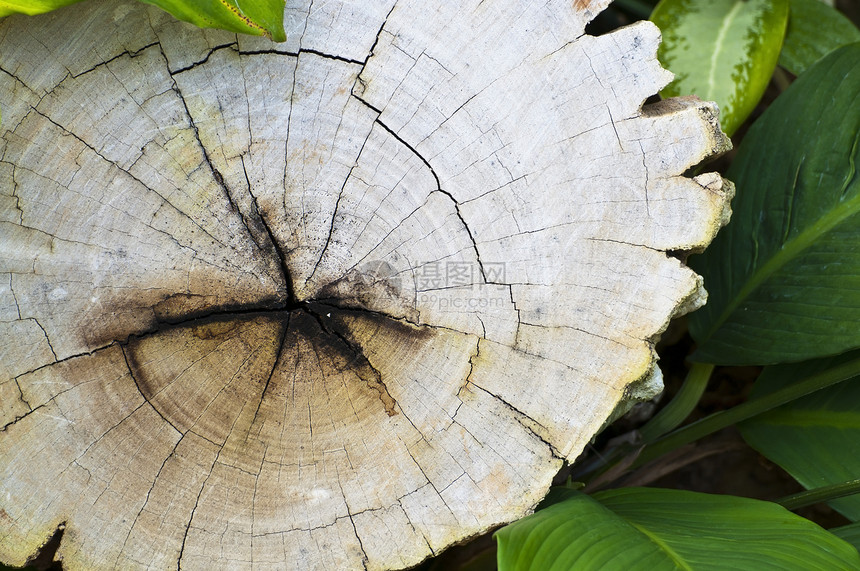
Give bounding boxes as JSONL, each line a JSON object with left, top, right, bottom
{"left": 0, "top": 1, "right": 731, "bottom": 569}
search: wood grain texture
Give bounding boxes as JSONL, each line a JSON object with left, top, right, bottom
{"left": 0, "top": 0, "right": 732, "bottom": 569}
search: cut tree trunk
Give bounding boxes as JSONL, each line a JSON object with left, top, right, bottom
{"left": 0, "top": 1, "right": 732, "bottom": 569}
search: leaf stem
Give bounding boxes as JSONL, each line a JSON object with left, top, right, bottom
{"left": 630, "top": 355, "right": 860, "bottom": 469}
{"left": 778, "top": 479, "right": 860, "bottom": 511}
{"left": 638, "top": 362, "right": 714, "bottom": 442}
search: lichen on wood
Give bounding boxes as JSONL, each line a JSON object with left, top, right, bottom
{"left": 0, "top": 1, "right": 731, "bottom": 569}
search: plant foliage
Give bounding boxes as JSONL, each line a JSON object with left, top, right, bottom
{"left": 741, "top": 350, "right": 860, "bottom": 519}
{"left": 496, "top": 488, "right": 860, "bottom": 570}
{"left": 0, "top": 0, "right": 287, "bottom": 41}
{"left": 650, "top": 0, "right": 789, "bottom": 135}
{"left": 689, "top": 43, "right": 860, "bottom": 365}
{"left": 141, "top": 0, "right": 286, "bottom": 40}
{"left": 0, "top": 0, "right": 83, "bottom": 17}
{"left": 778, "top": 0, "right": 860, "bottom": 75}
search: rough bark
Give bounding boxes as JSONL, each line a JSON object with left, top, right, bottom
{"left": 0, "top": 0, "right": 731, "bottom": 569}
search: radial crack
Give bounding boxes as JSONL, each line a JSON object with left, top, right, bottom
{"left": 250, "top": 315, "right": 289, "bottom": 425}
{"left": 360, "top": 3, "right": 397, "bottom": 71}
{"left": 304, "top": 306, "right": 399, "bottom": 417}
{"left": 116, "top": 435, "right": 184, "bottom": 566}
{"left": 371, "top": 117, "right": 488, "bottom": 283}
{"left": 30, "top": 317, "right": 57, "bottom": 360}
{"left": 470, "top": 383, "right": 563, "bottom": 460}
{"left": 335, "top": 479, "right": 370, "bottom": 571}
{"left": 30, "top": 109, "right": 243, "bottom": 270}
{"left": 305, "top": 124, "right": 376, "bottom": 289}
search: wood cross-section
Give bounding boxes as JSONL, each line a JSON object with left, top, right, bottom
{"left": 0, "top": 0, "right": 731, "bottom": 569}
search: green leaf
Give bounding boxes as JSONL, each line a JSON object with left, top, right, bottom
{"left": 740, "top": 350, "right": 860, "bottom": 520}
{"left": 650, "top": 0, "right": 789, "bottom": 136}
{"left": 140, "top": 0, "right": 286, "bottom": 41}
{"left": 495, "top": 488, "right": 860, "bottom": 570}
{"left": 1, "top": 0, "right": 287, "bottom": 42}
{"left": 0, "top": 0, "right": 84, "bottom": 17}
{"left": 834, "top": 522, "right": 860, "bottom": 552}
{"left": 779, "top": 0, "right": 860, "bottom": 76}
{"left": 689, "top": 43, "right": 860, "bottom": 365}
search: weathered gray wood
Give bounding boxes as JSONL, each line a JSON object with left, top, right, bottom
{"left": 0, "top": 0, "right": 731, "bottom": 569}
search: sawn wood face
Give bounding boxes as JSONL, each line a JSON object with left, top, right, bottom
{"left": 0, "top": 1, "right": 732, "bottom": 569}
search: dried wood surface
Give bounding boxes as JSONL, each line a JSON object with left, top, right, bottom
{"left": 0, "top": 0, "right": 731, "bottom": 569}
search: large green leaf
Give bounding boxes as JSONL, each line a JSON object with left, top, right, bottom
{"left": 495, "top": 488, "right": 860, "bottom": 570}
{"left": 740, "top": 350, "right": 860, "bottom": 520}
{"left": 141, "top": 0, "right": 286, "bottom": 41}
{"left": 689, "top": 43, "right": 860, "bottom": 365}
{"left": 0, "top": 0, "right": 83, "bottom": 17}
{"left": 779, "top": 0, "right": 860, "bottom": 76}
{"left": 650, "top": 0, "right": 789, "bottom": 136}
{"left": 1, "top": 0, "right": 287, "bottom": 41}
